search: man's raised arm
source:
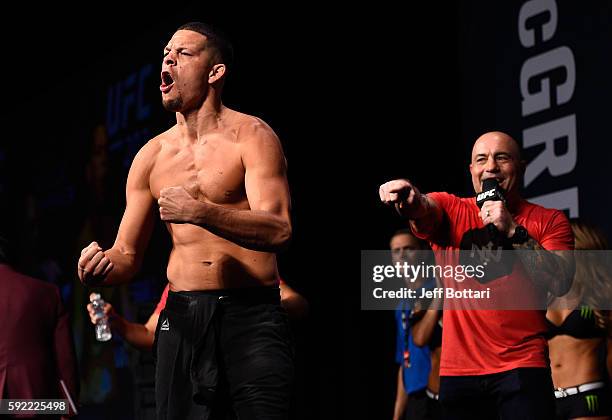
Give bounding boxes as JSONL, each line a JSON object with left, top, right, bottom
{"left": 77, "top": 141, "right": 158, "bottom": 285}
{"left": 378, "top": 179, "right": 442, "bottom": 236}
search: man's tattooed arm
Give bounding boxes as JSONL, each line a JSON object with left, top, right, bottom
{"left": 513, "top": 237, "right": 575, "bottom": 297}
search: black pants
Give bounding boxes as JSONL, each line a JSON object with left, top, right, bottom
{"left": 404, "top": 389, "right": 428, "bottom": 420}
{"left": 154, "top": 287, "right": 294, "bottom": 420}
{"left": 403, "top": 389, "right": 443, "bottom": 420}
{"left": 439, "top": 367, "right": 555, "bottom": 420}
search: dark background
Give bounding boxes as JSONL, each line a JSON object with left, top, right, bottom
{"left": 0, "top": 1, "right": 610, "bottom": 419}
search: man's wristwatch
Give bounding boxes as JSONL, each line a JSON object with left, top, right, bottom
{"left": 510, "top": 225, "right": 529, "bottom": 244}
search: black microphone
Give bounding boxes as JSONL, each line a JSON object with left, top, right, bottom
{"left": 475, "top": 178, "right": 506, "bottom": 239}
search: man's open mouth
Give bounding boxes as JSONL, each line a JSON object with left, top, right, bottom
{"left": 160, "top": 71, "right": 175, "bottom": 93}
{"left": 482, "top": 177, "right": 504, "bottom": 185}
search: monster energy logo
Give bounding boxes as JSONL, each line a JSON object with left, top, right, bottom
{"left": 586, "top": 394, "right": 599, "bottom": 412}
{"left": 580, "top": 306, "right": 594, "bottom": 319}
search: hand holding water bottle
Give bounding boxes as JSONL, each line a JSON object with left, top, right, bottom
{"left": 87, "top": 293, "right": 113, "bottom": 342}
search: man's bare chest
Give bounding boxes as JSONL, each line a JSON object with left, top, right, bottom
{"left": 150, "top": 141, "right": 245, "bottom": 205}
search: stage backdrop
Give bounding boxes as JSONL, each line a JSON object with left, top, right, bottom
{"left": 458, "top": 0, "right": 612, "bottom": 235}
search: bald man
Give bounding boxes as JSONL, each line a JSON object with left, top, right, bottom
{"left": 379, "top": 132, "right": 574, "bottom": 420}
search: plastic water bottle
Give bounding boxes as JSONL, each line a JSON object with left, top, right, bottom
{"left": 90, "top": 293, "right": 112, "bottom": 342}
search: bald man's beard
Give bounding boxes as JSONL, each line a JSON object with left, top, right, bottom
{"left": 162, "top": 97, "right": 183, "bottom": 112}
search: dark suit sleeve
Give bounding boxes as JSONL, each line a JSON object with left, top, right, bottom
{"left": 52, "top": 287, "right": 79, "bottom": 413}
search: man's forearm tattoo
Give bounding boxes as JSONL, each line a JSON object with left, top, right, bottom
{"left": 513, "top": 237, "right": 574, "bottom": 297}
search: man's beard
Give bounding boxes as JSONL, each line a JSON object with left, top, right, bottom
{"left": 162, "top": 97, "right": 183, "bottom": 112}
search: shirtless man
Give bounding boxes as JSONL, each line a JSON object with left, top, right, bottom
{"left": 77, "top": 22, "right": 293, "bottom": 419}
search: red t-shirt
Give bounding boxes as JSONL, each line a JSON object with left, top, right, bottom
{"left": 415, "top": 192, "right": 574, "bottom": 376}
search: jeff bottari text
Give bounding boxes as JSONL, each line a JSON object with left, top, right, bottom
{"left": 372, "top": 287, "right": 491, "bottom": 299}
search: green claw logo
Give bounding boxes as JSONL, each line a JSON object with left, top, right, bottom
{"left": 586, "top": 394, "right": 599, "bottom": 412}
{"left": 580, "top": 306, "right": 593, "bottom": 319}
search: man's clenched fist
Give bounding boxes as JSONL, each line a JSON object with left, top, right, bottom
{"left": 379, "top": 179, "right": 423, "bottom": 218}
{"left": 158, "top": 186, "right": 199, "bottom": 224}
{"left": 77, "top": 241, "right": 113, "bottom": 285}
